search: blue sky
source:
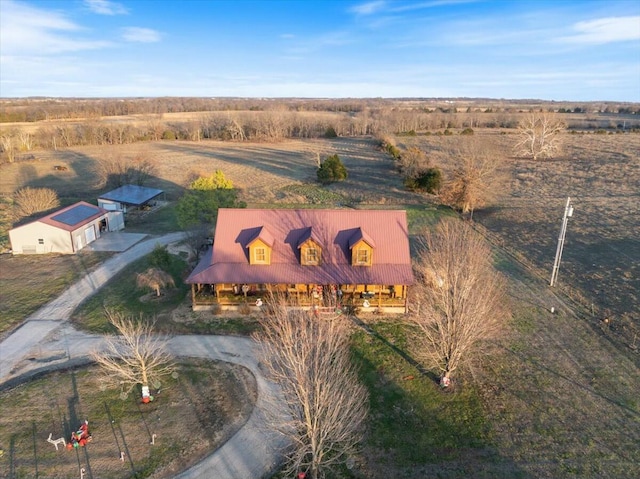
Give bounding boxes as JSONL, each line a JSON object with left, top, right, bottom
{"left": 1, "top": 0, "right": 639, "bottom": 101}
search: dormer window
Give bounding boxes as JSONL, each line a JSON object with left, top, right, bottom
{"left": 247, "top": 226, "right": 274, "bottom": 265}
{"left": 298, "top": 227, "right": 322, "bottom": 266}
{"left": 306, "top": 247, "right": 319, "bottom": 264}
{"left": 356, "top": 248, "right": 369, "bottom": 265}
{"left": 254, "top": 247, "right": 267, "bottom": 263}
{"left": 349, "top": 227, "right": 374, "bottom": 267}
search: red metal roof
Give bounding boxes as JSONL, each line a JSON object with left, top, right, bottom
{"left": 187, "top": 208, "right": 414, "bottom": 286}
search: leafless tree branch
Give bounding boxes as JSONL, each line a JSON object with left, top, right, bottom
{"left": 515, "top": 112, "right": 565, "bottom": 160}
{"left": 91, "top": 311, "right": 174, "bottom": 397}
{"left": 410, "top": 219, "right": 510, "bottom": 385}
{"left": 255, "top": 299, "right": 369, "bottom": 479}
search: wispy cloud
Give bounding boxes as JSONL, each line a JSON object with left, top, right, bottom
{"left": 391, "top": 0, "right": 479, "bottom": 13}
{"left": 84, "top": 0, "right": 128, "bottom": 16}
{"left": 350, "top": 1, "right": 387, "bottom": 16}
{"left": 350, "top": 0, "right": 476, "bottom": 16}
{"left": 0, "top": 0, "right": 111, "bottom": 55}
{"left": 558, "top": 16, "right": 640, "bottom": 44}
{"left": 121, "top": 27, "right": 161, "bottom": 43}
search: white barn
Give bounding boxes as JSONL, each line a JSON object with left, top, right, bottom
{"left": 9, "top": 201, "right": 123, "bottom": 254}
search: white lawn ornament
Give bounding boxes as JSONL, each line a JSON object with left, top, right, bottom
{"left": 47, "top": 433, "right": 66, "bottom": 451}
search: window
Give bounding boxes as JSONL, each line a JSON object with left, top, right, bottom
{"left": 255, "top": 247, "right": 266, "bottom": 263}
{"left": 356, "top": 249, "right": 369, "bottom": 264}
{"left": 38, "top": 238, "right": 44, "bottom": 245}
{"left": 306, "top": 247, "right": 318, "bottom": 264}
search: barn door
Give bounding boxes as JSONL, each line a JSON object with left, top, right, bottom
{"left": 84, "top": 225, "right": 96, "bottom": 244}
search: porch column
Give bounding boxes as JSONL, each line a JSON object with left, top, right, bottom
{"left": 404, "top": 285, "right": 409, "bottom": 314}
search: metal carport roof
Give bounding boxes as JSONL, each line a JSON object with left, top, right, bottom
{"left": 98, "top": 185, "right": 163, "bottom": 206}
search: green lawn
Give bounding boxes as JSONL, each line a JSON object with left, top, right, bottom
{"left": 72, "top": 252, "right": 190, "bottom": 333}
{"left": 350, "top": 317, "right": 495, "bottom": 475}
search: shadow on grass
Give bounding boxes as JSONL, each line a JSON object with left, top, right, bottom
{"left": 349, "top": 317, "right": 527, "bottom": 478}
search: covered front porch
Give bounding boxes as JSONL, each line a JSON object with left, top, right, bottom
{"left": 190, "top": 282, "right": 409, "bottom": 313}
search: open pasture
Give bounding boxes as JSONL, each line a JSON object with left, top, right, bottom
{"left": 399, "top": 131, "right": 640, "bottom": 342}
{"left": 1, "top": 133, "right": 639, "bottom": 478}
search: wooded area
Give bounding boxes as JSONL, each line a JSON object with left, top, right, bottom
{"left": 1, "top": 98, "right": 638, "bottom": 163}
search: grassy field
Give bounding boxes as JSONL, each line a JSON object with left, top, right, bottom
{"left": 0, "top": 359, "right": 256, "bottom": 479}
{"left": 399, "top": 131, "right": 640, "bottom": 342}
{"left": 1, "top": 134, "right": 638, "bottom": 478}
{"left": 0, "top": 250, "right": 112, "bottom": 336}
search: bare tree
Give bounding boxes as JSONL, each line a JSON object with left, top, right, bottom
{"left": 224, "top": 116, "right": 247, "bottom": 141}
{"left": 440, "top": 140, "right": 508, "bottom": 219}
{"left": 94, "top": 152, "right": 156, "bottom": 188}
{"left": 515, "top": 111, "right": 565, "bottom": 160}
{"left": 1, "top": 134, "right": 16, "bottom": 163}
{"left": 145, "top": 113, "right": 165, "bottom": 141}
{"left": 255, "top": 299, "right": 368, "bottom": 479}
{"left": 91, "top": 310, "right": 174, "bottom": 399}
{"left": 183, "top": 223, "right": 212, "bottom": 262}
{"left": 13, "top": 187, "right": 60, "bottom": 220}
{"left": 410, "top": 219, "right": 509, "bottom": 386}
{"left": 136, "top": 267, "right": 175, "bottom": 296}
{"left": 17, "top": 131, "right": 34, "bottom": 151}
{"left": 397, "top": 146, "right": 429, "bottom": 178}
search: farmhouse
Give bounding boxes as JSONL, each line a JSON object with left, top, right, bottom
{"left": 98, "top": 184, "right": 164, "bottom": 214}
{"left": 186, "top": 208, "right": 415, "bottom": 312}
{"left": 9, "top": 201, "right": 123, "bottom": 254}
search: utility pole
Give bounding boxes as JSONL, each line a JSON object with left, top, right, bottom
{"left": 550, "top": 197, "right": 574, "bottom": 287}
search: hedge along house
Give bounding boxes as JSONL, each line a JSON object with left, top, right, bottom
{"left": 98, "top": 184, "right": 164, "bottom": 214}
{"left": 186, "top": 208, "right": 415, "bottom": 313}
{"left": 9, "top": 201, "right": 123, "bottom": 254}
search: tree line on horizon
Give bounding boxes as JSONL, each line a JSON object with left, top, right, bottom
{"left": 2, "top": 96, "right": 638, "bottom": 124}
{"left": 1, "top": 103, "right": 638, "bottom": 163}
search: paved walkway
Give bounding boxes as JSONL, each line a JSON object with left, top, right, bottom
{"left": 0, "top": 232, "right": 286, "bottom": 479}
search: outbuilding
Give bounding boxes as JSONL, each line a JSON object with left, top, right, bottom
{"left": 9, "top": 201, "right": 123, "bottom": 254}
{"left": 98, "top": 184, "right": 164, "bottom": 213}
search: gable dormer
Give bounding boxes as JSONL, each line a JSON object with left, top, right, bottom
{"left": 247, "top": 226, "right": 274, "bottom": 265}
{"left": 349, "top": 227, "right": 375, "bottom": 266}
{"left": 297, "top": 227, "right": 322, "bottom": 265}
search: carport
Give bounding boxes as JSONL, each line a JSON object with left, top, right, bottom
{"left": 98, "top": 184, "right": 165, "bottom": 214}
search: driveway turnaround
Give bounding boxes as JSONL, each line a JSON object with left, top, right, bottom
{"left": 0, "top": 231, "right": 286, "bottom": 479}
